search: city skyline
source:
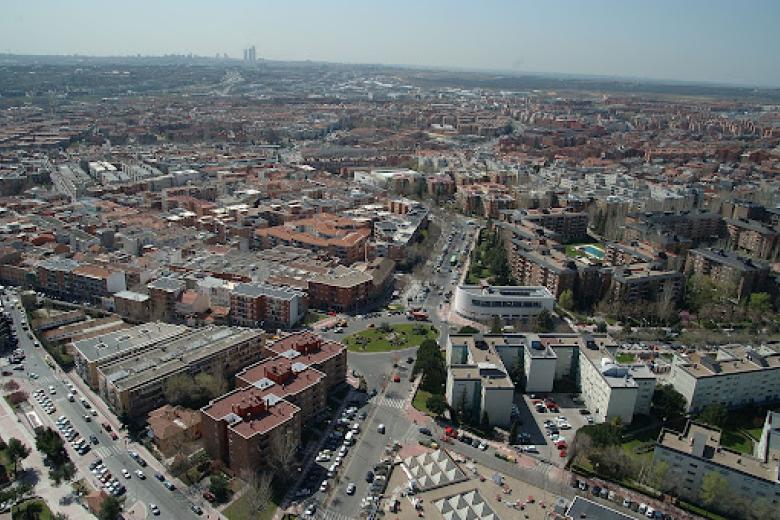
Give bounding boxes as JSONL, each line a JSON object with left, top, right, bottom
{"left": 1, "top": 0, "right": 779, "bottom": 87}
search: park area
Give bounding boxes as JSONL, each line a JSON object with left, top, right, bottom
{"left": 343, "top": 323, "right": 438, "bottom": 352}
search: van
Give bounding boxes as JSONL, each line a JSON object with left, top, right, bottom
{"left": 377, "top": 424, "right": 385, "bottom": 434}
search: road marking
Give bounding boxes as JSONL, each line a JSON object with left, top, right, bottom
{"left": 371, "top": 396, "right": 405, "bottom": 410}
{"left": 317, "top": 508, "right": 356, "bottom": 520}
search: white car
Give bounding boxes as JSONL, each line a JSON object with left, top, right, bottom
{"left": 135, "top": 470, "right": 146, "bottom": 479}
{"left": 346, "top": 482, "right": 356, "bottom": 495}
{"left": 150, "top": 504, "right": 160, "bottom": 516}
{"left": 48, "top": 385, "right": 56, "bottom": 394}
{"left": 319, "top": 480, "right": 328, "bottom": 492}
{"left": 122, "top": 469, "right": 131, "bottom": 479}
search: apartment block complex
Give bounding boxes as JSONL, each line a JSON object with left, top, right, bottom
{"left": 725, "top": 218, "right": 780, "bottom": 261}
{"left": 445, "top": 333, "right": 655, "bottom": 427}
{"left": 668, "top": 344, "right": 780, "bottom": 413}
{"left": 654, "top": 421, "right": 780, "bottom": 504}
{"left": 201, "top": 333, "right": 343, "bottom": 478}
{"left": 37, "top": 258, "right": 127, "bottom": 302}
{"left": 609, "top": 264, "right": 683, "bottom": 305}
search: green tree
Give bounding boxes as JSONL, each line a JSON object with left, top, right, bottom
{"left": 698, "top": 403, "right": 728, "bottom": 428}
{"left": 425, "top": 394, "right": 447, "bottom": 416}
{"left": 699, "top": 471, "right": 729, "bottom": 506}
{"left": 490, "top": 315, "right": 502, "bottom": 333}
{"left": 589, "top": 446, "right": 638, "bottom": 481}
{"left": 210, "top": 474, "right": 231, "bottom": 503}
{"left": 558, "top": 289, "right": 574, "bottom": 311}
{"left": 534, "top": 309, "right": 554, "bottom": 333}
{"left": 651, "top": 384, "right": 687, "bottom": 421}
{"left": 163, "top": 374, "right": 196, "bottom": 407}
{"left": 98, "top": 495, "right": 122, "bottom": 520}
{"left": 458, "top": 326, "right": 479, "bottom": 334}
{"left": 748, "top": 292, "right": 772, "bottom": 314}
{"left": 595, "top": 321, "right": 608, "bottom": 333}
{"left": 6, "top": 438, "right": 30, "bottom": 475}
{"left": 35, "top": 427, "right": 67, "bottom": 465}
{"left": 413, "top": 340, "right": 446, "bottom": 394}
{"left": 579, "top": 421, "right": 622, "bottom": 448}
{"left": 508, "top": 356, "right": 526, "bottom": 391}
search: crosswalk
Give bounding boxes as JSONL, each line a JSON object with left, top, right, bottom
{"left": 371, "top": 396, "right": 406, "bottom": 410}
{"left": 317, "top": 508, "right": 355, "bottom": 520}
{"left": 93, "top": 445, "right": 121, "bottom": 459}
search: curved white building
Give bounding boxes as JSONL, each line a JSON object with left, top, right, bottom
{"left": 452, "top": 284, "right": 554, "bottom": 321}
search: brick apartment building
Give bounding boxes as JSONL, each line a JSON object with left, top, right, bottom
{"left": 262, "top": 332, "right": 346, "bottom": 390}
{"left": 610, "top": 264, "right": 683, "bottom": 306}
{"left": 686, "top": 248, "right": 770, "bottom": 300}
{"left": 254, "top": 214, "right": 371, "bottom": 264}
{"left": 229, "top": 282, "right": 306, "bottom": 328}
{"left": 147, "top": 277, "right": 185, "bottom": 322}
{"left": 725, "top": 218, "right": 780, "bottom": 261}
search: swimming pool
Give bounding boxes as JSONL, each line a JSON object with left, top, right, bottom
{"left": 579, "top": 245, "right": 605, "bottom": 259}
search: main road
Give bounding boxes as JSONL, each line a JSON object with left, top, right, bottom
{"left": 1, "top": 290, "right": 204, "bottom": 520}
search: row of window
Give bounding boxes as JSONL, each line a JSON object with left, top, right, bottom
{"left": 470, "top": 299, "right": 543, "bottom": 308}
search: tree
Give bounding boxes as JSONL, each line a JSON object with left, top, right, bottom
{"left": 509, "top": 421, "right": 519, "bottom": 444}
{"left": 588, "top": 446, "right": 638, "bottom": 481}
{"left": 490, "top": 315, "right": 502, "bottom": 334}
{"left": 698, "top": 403, "right": 728, "bottom": 428}
{"left": 699, "top": 471, "right": 729, "bottom": 506}
{"left": 269, "top": 425, "right": 298, "bottom": 483}
{"left": 163, "top": 374, "right": 196, "bottom": 407}
{"left": 534, "top": 309, "right": 554, "bottom": 333}
{"left": 210, "top": 474, "right": 231, "bottom": 503}
{"left": 98, "top": 495, "right": 122, "bottom": 520}
{"left": 558, "top": 289, "right": 574, "bottom": 311}
{"left": 458, "top": 326, "right": 479, "bottom": 334}
{"left": 651, "top": 384, "right": 687, "bottom": 421}
{"left": 579, "top": 421, "right": 622, "bottom": 448}
{"left": 35, "top": 427, "right": 67, "bottom": 465}
{"left": 425, "top": 394, "right": 447, "bottom": 416}
{"left": 413, "top": 339, "right": 446, "bottom": 394}
{"left": 246, "top": 472, "right": 274, "bottom": 515}
{"left": 748, "top": 292, "right": 772, "bottom": 315}
{"left": 508, "top": 356, "right": 526, "bottom": 392}
{"left": 6, "top": 438, "right": 30, "bottom": 475}
{"left": 595, "top": 321, "right": 608, "bottom": 333}
{"left": 378, "top": 321, "right": 392, "bottom": 333}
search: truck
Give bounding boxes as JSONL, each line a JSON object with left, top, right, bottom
{"left": 408, "top": 310, "right": 429, "bottom": 321}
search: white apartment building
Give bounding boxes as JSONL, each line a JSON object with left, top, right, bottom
{"left": 668, "top": 344, "right": 780, "bottom": 413}
{"left": 445, "top": 333, "right": 655, "bottom": 427}
{"left": 756, "top": 411, "right": 780, "bottom": 462}
{"left": 654, "top": 421, "right": 780, "bottom": 504}
{"left": 445, "top": 335, "right": 515, "bottom": 427}
{"left": 452, "top": 284, "right": 554, "bottom": 322}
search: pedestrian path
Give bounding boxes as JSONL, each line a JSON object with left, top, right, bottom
{"left": 93, "top": 444, "right": 122, "bottom": 459}
{"left": 317, "top": 507, "right": 355, "bottom": 520}
{"left": 371, "top": 396, "right": 405, "bottom": 409}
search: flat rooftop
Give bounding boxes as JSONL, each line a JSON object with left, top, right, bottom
{"left": 101, "top": 327, "right": 265, "bottom": 391}
{"left": 456, "top": 285, "right": 554, "bottom": 298}
{"left": 658, "top": 422, "right": 779, "bottom": 483}
{"left": 264, "top": 332, "right": 345, "bottom": 368}
{"left": 202, "top": 386, "right": 301, "bottom": 438}
{"left": 235, "top": 355, "right": 325, "bottom": 395}
{"left": 676, "top": 344, "right": 780, "bottom": 378}
{"left": 72, "top": 322, "right": 188, "bottom": 362}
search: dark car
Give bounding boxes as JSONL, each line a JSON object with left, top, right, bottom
{"left": 406, "top": 357, "right": 414, "bottom": 364}
{"left": 579, "top": 409, "right": 591, "bottom": 415}
{"left": 164, "top": 481, "right": 176, "bottom": 491}
{"left": 191, "top": 505, "right": 203, "bottom": 515}
{"left": 155, "top": 473, "right": 165, "bottom": 482}
{"left": 418, "top": 427, "right": 432, "bottom": 436}
{"left": 365, "top": 471, "right": 374, "bottom": 483}
{"left": 90, "top": 434, "right": 99, "bottom": 445}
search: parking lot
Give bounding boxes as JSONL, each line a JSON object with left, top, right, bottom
{"left": 513, "top": 393, "right": 592, "bottom": 466}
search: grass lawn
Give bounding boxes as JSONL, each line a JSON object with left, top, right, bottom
{"left": 720, "top": 430, "right": 754, "bottom": 454}
{"left": 12, "top": 499, "right": 54, "bottom": 520}
{"left": 223, "top": 490, "right": 277, "bottom": 520}
{"left": 412, "top": 389, "right": 434, "bottom": 414}
{"left": 616, "top": 353, "right": 636, "bottom": 363}
{"left": 745, "top": 426, "right": 763, "bottom": 441}
{"left": 344, "top": 323, "right": 438, "bottom": 352}
{"left": 302, "top": 310, "right": 327, "bottom": 325}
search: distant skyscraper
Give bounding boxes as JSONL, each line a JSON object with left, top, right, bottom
{"left": 243, "top": 46, "right": 257, "bottom": 63}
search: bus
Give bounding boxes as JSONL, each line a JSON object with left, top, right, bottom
{"left": 450, "top": 255, "right": 458, "bottom": 267}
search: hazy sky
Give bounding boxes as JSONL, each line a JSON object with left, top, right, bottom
{"left": 2, "top": 0, "right": 779, "bottom": 87}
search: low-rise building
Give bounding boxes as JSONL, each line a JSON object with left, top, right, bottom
{"left": 452, "top": 284, "right": 554, "bottom": 323}
{"left": 148, "top": 404, "right": 202, "bottom": 457}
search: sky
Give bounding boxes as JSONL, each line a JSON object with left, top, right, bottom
{"left": 1, "top": 0, "right": 779, "bottom": 87}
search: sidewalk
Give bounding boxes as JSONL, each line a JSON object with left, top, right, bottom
{"left": 0, "top": 394, "right": 89, "bottom": 519}
{"left": 64, "top": 370, "right": 225, "bottom": 519}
